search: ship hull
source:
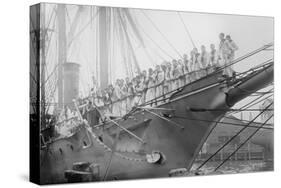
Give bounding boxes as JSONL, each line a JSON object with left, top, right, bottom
{"left": 40, "top": 71, "right": 229, "bottom": 184}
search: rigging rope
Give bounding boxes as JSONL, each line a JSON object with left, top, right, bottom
{"left": 177, "top": 12, "right": 196, "bottom": 48}
{"left": 173, "top": 115, "right": 273, "bottom": 130}
{"left": 188, "top": 108, "right": 273, "bottom": 112}
{"left": 117, "top": 9, "right": 141, "bottom": 73}
{"left": 45, "top": 6, "right": 56, "bottom": 33}
{"left": 67, "top": 8, "right": 100, "bottom": 48}
{"left": 222, "top": 115, "right": 273, "bottom": 127}
{"left": 196, "top": 102, "right": 273, "bottom": 170}
{"left": 136, "top": 22, "right": 174, "bottom": 59}
{"left": 126, "top": 25, "right": 157, "bottom": 66}
{"left": 45, "top": 14, "right": 58, "bottom": 57}
{"left": 140, "top": 10, "right": 183, "bottom": 58}
{"left": 133, "top": 11, "right": 173, "bottom": 59}
{"left": 163, "top": 58, "right": 273, "bottom": 106}
{"left": 213, "top": 114, "right": 273, "bottom": 171}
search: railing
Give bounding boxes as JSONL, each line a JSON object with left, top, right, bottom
{"left": 77, "top": 42, "right": 274, "bottom": 116}
{"left": 78, "top": 65, "right": 218, "bottom": 114}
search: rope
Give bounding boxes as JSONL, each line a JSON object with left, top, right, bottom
{"left": 67, "top": 8, "right": 100, "bottom": 48}
{"left": 43, "top": 63, "right": 59, "bottom": 87}
{"left": 177, "top": 12, "right": 196, "bottom": 48}
{"left": 140, "top": 10, "right": 183, "bottom": 58}
{"left": 173, "top": 115, "right": 273, "bottom": 130}
{"left": 135, "top": 14, "right": 174, "bottom": 59}
{"left": 214, "top": 114, "right": 273, "bottom": 171}
{"left": 222, "top": 116, "right": 272, "bottom": 126}
{"left": 45, "top": 14, "right": 58, "bottom": 58}
{"left": 173, "top": 59, "right": 273, "bottom": 103}
{"left": 188, "top": 108, "right": 273, "bottom": 112}
{"left": 196, "top": 102, "right": 273, "bottom": 170}
{"left": 45, "top": 6, "right": 56, "bottom": 33}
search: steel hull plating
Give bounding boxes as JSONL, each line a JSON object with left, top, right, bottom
{"left": 40, "top": 64, "right": 273, "bottom": 184}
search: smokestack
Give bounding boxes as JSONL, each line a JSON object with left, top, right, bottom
{"left": 63, "top": 62, "right": 80, "bottom": 109}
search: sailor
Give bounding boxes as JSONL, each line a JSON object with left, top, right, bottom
{"left": 102, "top": 88, "right": 111, "bottom": 115}
{"left": 171, "top": 59, "right": 182, "bottom": 90}
{"left": 171, "top": 60, "right": 179, "bottom": 90}
{"left": 189, "top": 50, "right": 195, "bottom": 82}
{"left": 209, "top": 43, "right": 219, "bottom": 66}
{"left": 127, "top": 81, "right": 135, "bottom": 111}
{"left": 124, "top": 77, "right": 132, "bottom": 111}
{"left": 225, "top": 35, "right": 239, "bottom": 77}
{"left": 133, "top": 75, "right": 140, "bottom": 105}
{"left": 183, "top": 54, "right": 189, "bottom": 72}
{"left": 61, "top": 105, "right": 70, "bottom": 121}
{"left": 218, "top": 32, "right": 226, "bottom": 63}
{"left": 199, "top": 45, "right": 208, "bottom": 76}
{"left": 192, "top": 48, "right": 201, "bottom": 80}
{"left": 86, "top": 100, "right": 101, "bottom": 129}
{"left": 99, "top": 90, "right": 107, "bottom": 114}
{"left": 107, "top": 84, "right": 114, "bottom": 113}
{"left": 200, "top": 45, "right": 208, "bottom": 68}
{"left": 119, "top": 79, "right": 128, "bottom": 115}
{"left": 111, "top": 79, "right": 122, "bottom": 116}
{"left": 177, "top": 59, "right": 185, "bottom": 87}
{"left": 133, "top": 74, "right": 143, "bottom": 105}
{"left": 155, "top": 64, "right": 165, "bottom": 103}
{"left": 95, "top": 89, "right": 104, "bottom": 108}
{"left": 131, "top": 77, "right": 138, "bottom": 105}
{"left": 206, "top": 43, "right": 219, "bottom": 74}
{"left": 90, "top": 87, "right": 95, "bottom": 99}
{"left": 139, "top": 73, "right": 147, "bottom": 104}
{"left": 146, "top": 68, "right": 156, "bottom": 106}
{"left": 163, "top": 62, "right": 172, "bottom": 94}
{"left": 142, "top": 70, "right": 148, "bottom": 102}
{"left": 218, "top": 32, "right": 231, "bottom": 77}
{"left": 182, "top": 54, "right": 190, "bottom": 85}
{"left": 160, "top": 63, "right": 168, "bottom": 100}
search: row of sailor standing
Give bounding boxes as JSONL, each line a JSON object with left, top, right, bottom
{"left": 80, "top": 33, "right": 238, "bottom": 117}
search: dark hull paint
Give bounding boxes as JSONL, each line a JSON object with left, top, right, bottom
{"left": 40, "top": 65, "right": 273, "bottom": 184}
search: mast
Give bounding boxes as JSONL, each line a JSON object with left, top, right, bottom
{"left": 99, "top": 7, "right": 109, "bottom": 89}
{"left": 57, "top": 4, "right": 67, "bottom": 108}
{"left": 40, "top": 3, "right": 46, "bottom": 128}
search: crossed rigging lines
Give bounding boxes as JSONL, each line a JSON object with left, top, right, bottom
{"left": 177, "top": 12, "right": 196, "bottom": 48}
{"left": 39, "top": 6, "right": 206, "bottom": 90}
{"left": 140, "top": 10, "right": 184, "bottom": 59}
{"left": 196, "top": 102, "right": 273, "bottom": 171}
